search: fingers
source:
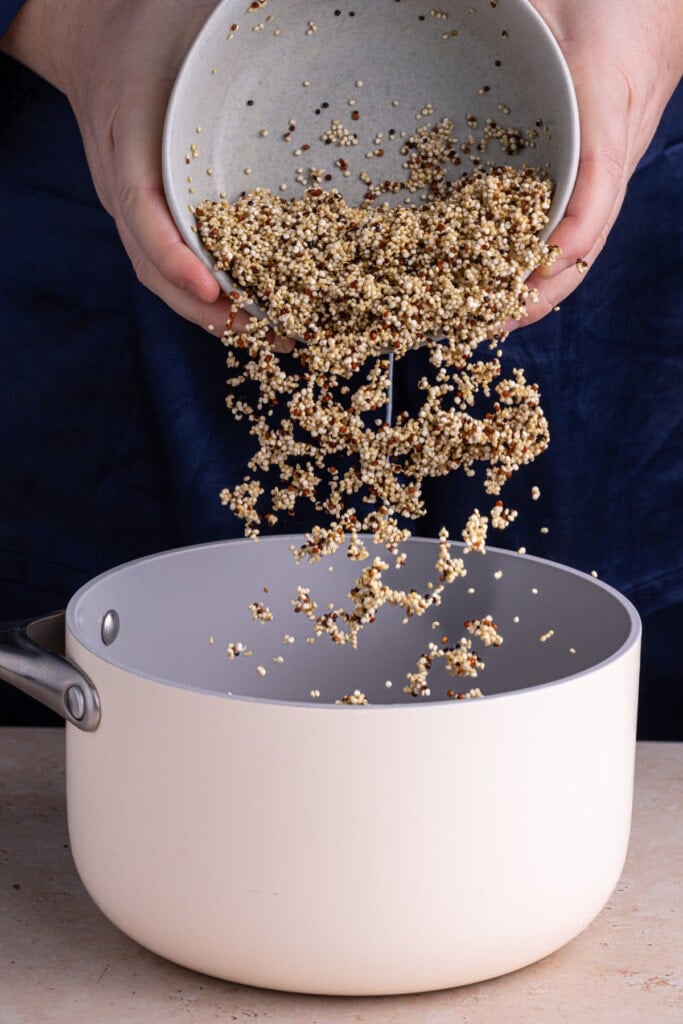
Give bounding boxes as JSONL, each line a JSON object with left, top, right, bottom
{"left": 109, "top": 96, "right": 220, "bottom": 305}
{"left": 121, "top": 179, "right": 220, "bottom": 304}
{"left": 540, "top": 66, "right": 632, "bottom": 281}
{"left": 511, "top": 176, "right": 629, "bottom": 331}
{"left": 108, "top": 96, "right": 295, "bottom": 352}
{"left": 507, "top": 263, "right": 586, "bottom": 334}
{"left": 117, "top": 218, "right": 296, "bottom": 350}
{"left": 271, "top": 334, "right": 296, "bottom": 354}
{"left": 225, "top": 304, "right": 295, "bottom": 351}
{"left": 116, "top": 218, "right": 229, "bottom": 332}
{"left": 506, "top": 177, "right": 627, "bottom": 334}
{"left": 505, "top": 60, "right": 633, "bottom": 334}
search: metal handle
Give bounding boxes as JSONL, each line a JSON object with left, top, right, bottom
{"left": 0, "top": 612, "right": 100, "bottom": 731}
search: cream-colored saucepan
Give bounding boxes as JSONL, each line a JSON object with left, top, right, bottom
{"left": 0, "top": 535, "right": 640, "bottom": 995}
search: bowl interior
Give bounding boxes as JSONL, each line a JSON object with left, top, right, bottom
{"left": 68, "top": 536, "right": 637, "bottom": 706}
{"left": 163, "top": 0, "right": 579, "bottom": 297}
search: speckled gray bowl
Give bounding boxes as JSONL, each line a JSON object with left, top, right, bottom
{"left": 163, "top": 0, "right": 579, "bottom": 299}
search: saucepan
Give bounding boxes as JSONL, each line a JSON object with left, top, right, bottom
{"left": 0, "top": 534, "right": 640, "bottom": 995}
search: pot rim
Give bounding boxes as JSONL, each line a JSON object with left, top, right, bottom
{"left": 65, "top": 535, "right": 641, "bottom": 710}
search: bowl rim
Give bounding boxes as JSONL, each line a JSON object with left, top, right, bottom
{"left": 161, "top": 0, "right": 580, "bottom": 278}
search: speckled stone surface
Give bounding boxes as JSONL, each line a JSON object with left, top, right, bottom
{"left": 1, "top": 731, "right": 681, "bottom": 1023}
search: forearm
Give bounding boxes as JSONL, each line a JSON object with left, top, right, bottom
{"left": 1, "top": 0, "right": 234, "bottom": 331}
{"left": 534, "top": 0, "right": 683, "bottom": 76}
{"left": 1, "top": 0, "right": 68, "bottom": 88}
{"left": 0, "top": 0, "right": 26, "bottom": 37}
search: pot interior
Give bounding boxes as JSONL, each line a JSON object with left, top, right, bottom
{"left": 67, "top": 536, "right": 638, "bottom": 706}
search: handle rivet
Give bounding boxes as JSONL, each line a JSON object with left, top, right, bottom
{"left": 101, "top": 610, "right": 120, "bottom": 646}
{"left": 66, "top": 685, "right": 86, "bottom": 721}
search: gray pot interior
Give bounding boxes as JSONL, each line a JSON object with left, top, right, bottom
{"left": 68, "top": 536, "right": 638, "bottom": 706}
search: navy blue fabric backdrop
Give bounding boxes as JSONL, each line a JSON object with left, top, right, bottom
{"left": 0, "top": 46, "right": 681, "bottom": 736}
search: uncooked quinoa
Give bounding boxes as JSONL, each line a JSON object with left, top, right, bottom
{"left": 198, "top": 113, "right": 556, "bottom": 700}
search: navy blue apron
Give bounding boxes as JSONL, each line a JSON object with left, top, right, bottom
{"left": 0, "top": 36, "right": 681, "bottom": 735}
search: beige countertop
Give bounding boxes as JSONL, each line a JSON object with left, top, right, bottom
{"left": 0, "top": 731, "right": 681, "bottom": 1023}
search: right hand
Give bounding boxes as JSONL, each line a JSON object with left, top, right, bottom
{"left": 518, "top": 0, "right": 683, "bottom": 331}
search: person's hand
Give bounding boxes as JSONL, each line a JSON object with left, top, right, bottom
{"left": 1, "top": 0, "right": 292, "bottom": 349}
{"left": 515, "top": 0, "right": 683, "bottom": 331}
{"left": 4, "top": 2, "right": 680, "bottom": 344}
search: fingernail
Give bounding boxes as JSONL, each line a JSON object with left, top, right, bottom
{"left": 272, "top": 337, "right": 296, "bottom": 354}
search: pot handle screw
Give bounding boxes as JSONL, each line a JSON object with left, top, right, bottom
{"left": 0, "top": 612, "right": 101, "bottom": 731}
{"left": 101, "top": 610, "right": 119, "bottom": 645}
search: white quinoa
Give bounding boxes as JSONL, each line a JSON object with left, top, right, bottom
{"left": 465, "top": 615, "right": 503, "bottom": 647}
{"left": 336, "top": 689, "right": 369, "bottom": 705}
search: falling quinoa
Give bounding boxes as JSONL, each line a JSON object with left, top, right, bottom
{"left": 197, "top": 114, "right": 557, "bottom": 699}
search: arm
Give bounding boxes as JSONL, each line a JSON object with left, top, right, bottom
{"left": 0, "top": 1, "right": 23, "bottom": 36}
{"left": 520, "top": 0, "right": 683, "bottom": 328}
{"left": 3, "top": 1, "right": 681, "bottom": 339}
{"left": 0, "top": 0, "right": 235, "bottom": 336}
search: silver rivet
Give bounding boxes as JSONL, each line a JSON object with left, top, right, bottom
{"left": 66, "top": 685, "right": 86, "bottom": 721}
{"left": 101, "top": 610, "right": 120, "bottom": 646}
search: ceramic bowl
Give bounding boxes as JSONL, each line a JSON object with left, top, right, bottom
{"left": 163, "top": 0, "right": 579, "bottom": 297}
